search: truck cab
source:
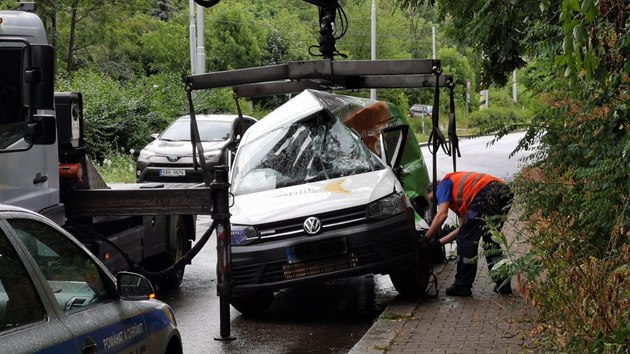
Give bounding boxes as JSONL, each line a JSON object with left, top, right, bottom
{"left": 0, "top": 9, "right": 196, "bottom": 290}
{"left": 0, "top": 10, "right": 61, "bottom": 223}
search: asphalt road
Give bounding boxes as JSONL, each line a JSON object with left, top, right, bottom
{"left": 151, "top": 131, "right": 531, "bottom": 353}
{"left": 421, "top": 131, "right": 530, "bottom": 181}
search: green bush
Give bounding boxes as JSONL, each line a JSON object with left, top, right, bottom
{"left": 93, "top": 149, "right": 136, "bottom": 183}
{"left": 491, "top": 84, "right": 629, "bottom": 352}
{"left": 56, "top": 69, "right": 237, "bottom": 161}
{"left": 469, "top": 106, "right": 528, "bottom": 133}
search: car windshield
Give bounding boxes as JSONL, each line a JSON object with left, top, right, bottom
{"left": 160, "top": 120, "right": 232, "bottom": 142}
{"left": 231, "top": 111, "right": 384, "bottom": 195}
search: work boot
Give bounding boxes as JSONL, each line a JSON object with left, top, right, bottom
{"left": 445, "top": 284, "right": 472, "bottom": 297}
{"left": 493, "top": 280, "right": 512, "bottom": 295}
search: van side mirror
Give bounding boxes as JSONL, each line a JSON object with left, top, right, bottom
{"left": 22, "top": 44, "right": 54, "bottom": 110}
{"left": 379, "top": 125, "right": 409, "bottom": 169}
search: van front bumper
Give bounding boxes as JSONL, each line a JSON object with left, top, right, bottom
{"left": 230, "top": 208, "right": 418, "bottom": 296}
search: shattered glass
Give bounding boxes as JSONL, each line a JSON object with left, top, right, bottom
{"left": 232, "top": 111, "right": 384, "bottom": 195}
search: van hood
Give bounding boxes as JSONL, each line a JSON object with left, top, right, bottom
{"left": 231, "top": 169, "right": 402, "bottom": 225}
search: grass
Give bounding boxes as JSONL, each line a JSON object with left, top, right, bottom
{"left": 93, "top": 149, "right": 137, "bottom": 183}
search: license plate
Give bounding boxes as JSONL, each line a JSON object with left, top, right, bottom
{"left": 286, "top": 238, "right": 347, "bottom": 264}
{"left": 159, "top": 169, "right": 186, "bottom": 177}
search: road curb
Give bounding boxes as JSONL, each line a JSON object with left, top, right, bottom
{"left": 348, "top": 260, "right": 451, "bottom": 353}
{"left": 348, "top": 297, "right": 419, "bottom": 353}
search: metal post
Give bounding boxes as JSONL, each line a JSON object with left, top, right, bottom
{"left": 431, "top": 65, "right": 441, "bottom": 217}
{"left": 195, "top": 4, "right": 206, "bottom": 74}
{"left": 465, "top": 79, "right": 470, "bottom": 129}
{"left": 432, "top": 26, "right": 436, "bottom": 59}
{"left": 370, "top": 0, "right": 377, "bottom": 100}
{"left": 212, "top": 165, "right": 235, "bottom": 341}
{"left": 189, "top": 0, "right": 196, "bottom": 74}
{"left": 512, "top": 70, "right": 517, "bottom": 103}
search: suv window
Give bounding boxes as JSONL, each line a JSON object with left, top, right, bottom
{"left": 232, "top": 111, "right": 384, "bottom": 195}
{"left": 8, "top": 219, "right": 111, "bottom": 312}
{"left": 0, "top": 229, "right": 46, "bottom": 331}
{"left": 162, "top": 120, "right": 232, "bottom": 142}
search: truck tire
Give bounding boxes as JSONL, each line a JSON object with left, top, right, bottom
{"left": 230, "top": 292, "right": 274, "bottom": 318}
{"left": 389, "top": 245, "right": 432, "bottom": 297}
{"left": 155, "top": 216, "right": 187, "bottom": 290}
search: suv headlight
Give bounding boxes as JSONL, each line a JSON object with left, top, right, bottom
{"left": 366, "top": 192, "right": 407, "bottom": 220}
{"left": 204, "top": 150, "right": 222, "bottom": 163}
{"left": 231, "top": 225, "right": 259, "bottom": 245}
{"left": 138, "top": 149, "right": 155, "bottom": 160}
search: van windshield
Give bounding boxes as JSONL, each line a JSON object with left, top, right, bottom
{"left": 231, "top": 111, "right": 384, "bottom": 195}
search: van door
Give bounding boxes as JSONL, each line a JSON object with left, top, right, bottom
{"left": 378, "top": 125, "right": 409, "bottom": 182}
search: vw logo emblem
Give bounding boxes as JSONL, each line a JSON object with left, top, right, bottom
{"left": 167, "top": 155, "right": 180, "bottom": 162}
{"left": 303, "top": 216, "right": 322, "bottom": 235}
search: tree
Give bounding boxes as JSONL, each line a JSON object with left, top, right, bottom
{"left": 204, "top": 2, "right": 269, "bottom": 71}
{"left": 393, "top": 0, "right": 629, "bottom": 351}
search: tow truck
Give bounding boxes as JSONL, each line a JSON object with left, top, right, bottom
{"left": 186, "top": 0, "right": 461, "bottom": 321}
{"left": 1, "top": 0, "right": 460, "bottom": 338}
{"left": 0, "top": 6, "right": 217, "bottom": 290}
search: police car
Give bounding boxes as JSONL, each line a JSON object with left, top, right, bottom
{"left": 0, "top": 205, "right": 182, "bottom": 354}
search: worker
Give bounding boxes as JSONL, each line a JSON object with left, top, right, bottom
{"left": 421, "top": 171, "right": 513, "bottom": 296}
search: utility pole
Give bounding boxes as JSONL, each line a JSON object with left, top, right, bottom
{"left": 432, "top": 26, "right": 436, "bottom": 59}
{"left": 512, "top": 70, "right": 517, "bottom": 103}
{"left": 370, "top": 0, "right": 377, "bottom": 100}
{"left": 189, "top": 0, "right": 196, "bottom": 74}
{"left": 195, "top": 3, "right": 206, "bottom": 74}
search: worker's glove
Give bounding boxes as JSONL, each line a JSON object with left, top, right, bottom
{"left": 418, "top": 236, "right": 435, "bottom": 249}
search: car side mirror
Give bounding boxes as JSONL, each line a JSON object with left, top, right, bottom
{"left": 116, "top": 271, "right": 156, "bottom": 300}
{"left": 150, "top": 133, "right": 159, "bottom": 140}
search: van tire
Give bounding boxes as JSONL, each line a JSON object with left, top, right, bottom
{"left": 230, "top": 293, "right": 274, "bottom": 317}
{"left": 389, "top": 246, "right": 432, "bottom": 297}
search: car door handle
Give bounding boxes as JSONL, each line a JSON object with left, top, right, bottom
{"left": 83, "top": 336, "right": 98, "bottom": 354}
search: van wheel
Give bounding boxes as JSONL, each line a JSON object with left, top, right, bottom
{"left": 155, "top": 216, "right": 186, "bottom": 290}
{"left": 389, "top": 246, "right": 432, "bottom": 297}
{"left": 230, "top": 293, "right": 274, "bottom": 317}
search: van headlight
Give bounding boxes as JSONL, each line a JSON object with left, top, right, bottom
{"left": 231, "top": 225, "right": 259, "bottom": 245}
{"left": 366, "top": 192, "right": 407, "bottom": 220}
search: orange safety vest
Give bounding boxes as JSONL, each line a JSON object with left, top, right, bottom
{"left": 444, "top": 171, "right": 506, "bottom": 217}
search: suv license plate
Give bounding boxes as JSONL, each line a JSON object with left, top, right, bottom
{"left": 159, "top": 169, "right": 186, "bottom": 177}
{"left": 286, "top": 238, "right": 347, "bottom": 264}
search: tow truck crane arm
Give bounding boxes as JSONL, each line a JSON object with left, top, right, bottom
{"left": 193, "top": 0, "right": 344, "bottom": 59}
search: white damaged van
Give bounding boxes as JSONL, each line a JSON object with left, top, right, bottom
{"left": 228, "top": 90, "right": 431, "bottom": 315}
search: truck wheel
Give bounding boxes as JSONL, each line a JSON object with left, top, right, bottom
{"left": 389, "top": 245, "right": 432, "bottom": 297}
{"left": 230, "top": 293, "right": 274, "bottom": 317}
{"left": 155, "top": 216, "right": 187, "bottom": 290}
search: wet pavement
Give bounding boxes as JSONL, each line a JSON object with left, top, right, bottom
{"left": 350, "top": 207, "right": 539, "bottom": 353}
{"left": 157, "top": 216, "right": 398, "bottom": 353}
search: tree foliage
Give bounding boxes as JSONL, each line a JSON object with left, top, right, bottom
{"left": 394, "top": 0, "right": 629, "bottom": 351}
{"left": 0, "top": 0, "right": 524, "bottom": 161}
